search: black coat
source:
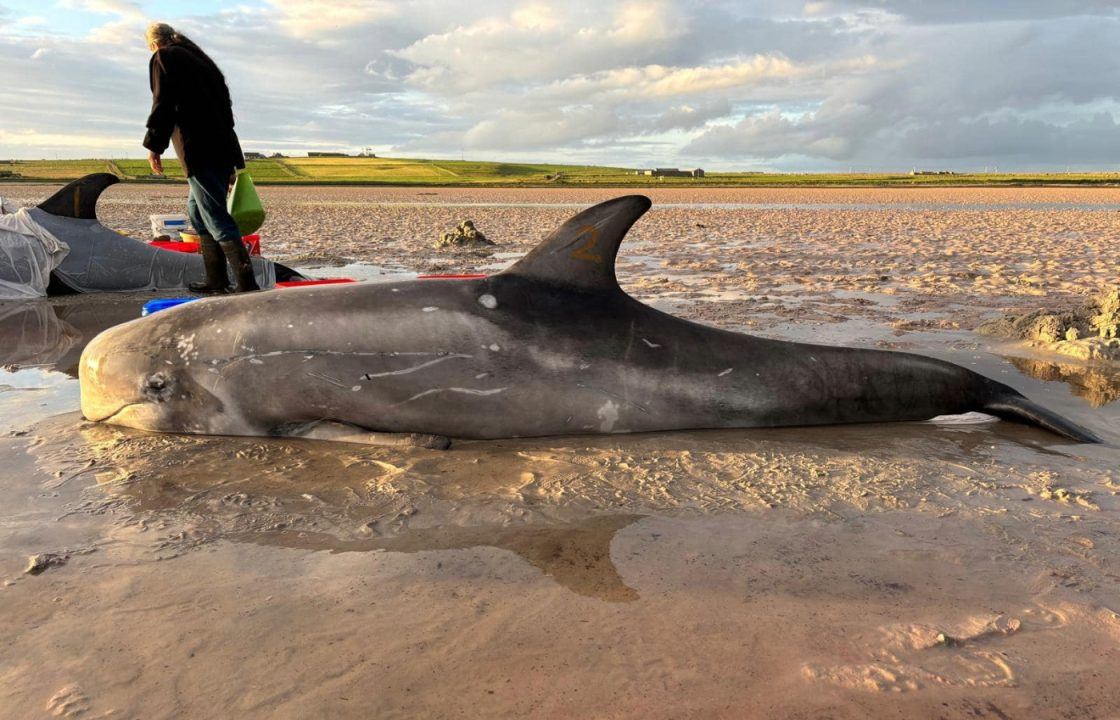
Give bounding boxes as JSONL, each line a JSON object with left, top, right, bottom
{"left": 142, "top": 44, "right": 245, "bottom": 177}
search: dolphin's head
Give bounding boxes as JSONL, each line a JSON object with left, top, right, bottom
{"left": 79, "top": 302, "right": 242, "bottom": 435}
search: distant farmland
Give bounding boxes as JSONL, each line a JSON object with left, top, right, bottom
{"left": 2, "top": 156, "right": 1118, "bottom": 187}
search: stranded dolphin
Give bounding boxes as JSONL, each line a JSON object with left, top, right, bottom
{"left": 78, "top": 195, "right": 1100, "bottom": 447}
{"left": 28, "top": 173, "right": 295, "bottom": 293}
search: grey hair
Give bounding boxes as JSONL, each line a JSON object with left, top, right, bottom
{"left": 145, "top": 22, "right": 179, "bottom": 49}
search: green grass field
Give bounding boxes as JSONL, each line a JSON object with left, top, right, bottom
{"left": 1, "top": 156, "right": 1118, "bottom": 187}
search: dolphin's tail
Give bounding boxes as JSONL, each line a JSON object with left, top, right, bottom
{"left": 983, "top": 393, "right": 1101, "bottom": 443}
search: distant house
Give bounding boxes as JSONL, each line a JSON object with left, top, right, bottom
{"left": 910, "top": 170, "right": 958, "bottom": 176}
{"left": 269, "top": 152, "right": 287, "bottom": 158}
{"left": 635, "top": 167, "right": 705, "bottom": 178}
{"left": 244, "top": 152, "right": 265, "bottom": 160}
{"left": 308, "top": 152, "right": 351, "bottom": 158}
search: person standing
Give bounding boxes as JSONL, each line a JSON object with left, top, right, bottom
{"left": 142, "top": 22, "right": 258, "bottom": 293}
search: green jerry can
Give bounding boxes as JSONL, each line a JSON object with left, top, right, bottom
{"left": 227, "top": 169, "right": 265, "bottom": 235}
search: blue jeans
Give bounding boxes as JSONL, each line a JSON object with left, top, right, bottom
{"left": 186, "top": 166, "right": 241, "bottom": 244}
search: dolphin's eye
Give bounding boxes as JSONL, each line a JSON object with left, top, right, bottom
{"left": 141, "top": 372, "right": 175, "bottom": 402}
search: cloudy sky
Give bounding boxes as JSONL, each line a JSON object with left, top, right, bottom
{"left": 1, "top": 0, "right": 1118, "bottom": 170}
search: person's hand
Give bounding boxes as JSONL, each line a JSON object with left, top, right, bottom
{"left": 148, "top": 151, "right": 163, "bottom": 175}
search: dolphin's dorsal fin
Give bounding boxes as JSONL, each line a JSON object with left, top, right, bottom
{"left": 36, "top": 173, "right": 120, "bottom": 219}
{"left": 500, "top": 195, "right": 651, "bottom": 292}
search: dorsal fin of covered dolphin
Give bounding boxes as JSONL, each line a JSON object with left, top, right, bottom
{"left": 500, "top": 195, "right": 652, "bottom": 292}
{"left": 37, "top": 173, "right": 120, "bottom": 219}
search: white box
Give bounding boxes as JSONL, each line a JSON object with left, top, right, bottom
{"left": 150, "top": 213, "right": 189, "bottom": 239}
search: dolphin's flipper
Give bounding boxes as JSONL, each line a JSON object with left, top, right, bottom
{"left": 984, "top": 394, "right": 1102, "bottom": 443}
{"left": 37, "top": 173, "right": 120, "bottom": 219}
{"left": 502, "top": 195, "right": 651, "bottom": 292}
{"left": 280, "top": 420, "right": 451, "bottom": 449}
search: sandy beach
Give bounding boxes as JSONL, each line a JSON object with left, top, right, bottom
{"left": 1, "top": 184, "right": 1118, "bottom": 718}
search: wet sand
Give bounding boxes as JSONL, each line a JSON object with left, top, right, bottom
{"left": 1, "top": 185, "right": 1119, "bottom": 718}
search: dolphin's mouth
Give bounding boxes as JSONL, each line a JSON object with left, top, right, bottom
{"left": 94, "top": 402, "right": 153, "bottom": 427}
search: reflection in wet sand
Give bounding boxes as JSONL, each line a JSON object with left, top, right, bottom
{"left": 1005, "top": 355, "right": 1120, "bottom": 407}
{"left": 249, "top": 516, "right": 643, "bottom": 602}
{"left": 0, "top": 302, "right": 81, "bottom": 369}
{"left": 0, "top": 297, "right": 143, "bottom": 376}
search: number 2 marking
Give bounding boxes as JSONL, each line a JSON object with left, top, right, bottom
{"left": 570, "top": 225, "right": 603, "bottom": 264}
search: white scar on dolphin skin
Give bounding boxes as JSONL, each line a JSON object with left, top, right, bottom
{"left": 597, "top": 400, "right": 620, "bottom": 432}
{"left": 360, "top": 354, "right": 472, "bottom": 379}
{"left": 210, "top": 349, "right": 460, "bottom": 370}
{"left": 307, "top": 371, "right": 348, "bottom": 389}
{"left": 642, "top": 338, "right": 661, "bottom": 348}
{"left": 396, "top": 386, "right": 509, "bottom": 405}
{"left": 422, "top": 306, "right": 439, "bottom": 312}
{"left": 576, "top": 382, "right": 650, "bottom": 414}
{"left": 478, "top": 294, "right": 498, "bottom": 309}
{"left": 719, "top": 368, "right": 734, "bottom": 376}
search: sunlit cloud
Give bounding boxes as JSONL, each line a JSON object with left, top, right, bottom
{"left": 266, "top": 0, "right": 398, "bottom": 39}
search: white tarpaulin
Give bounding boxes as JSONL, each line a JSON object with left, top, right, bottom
{"left": 0, "top": 200, "right": 69, "bottom": 299}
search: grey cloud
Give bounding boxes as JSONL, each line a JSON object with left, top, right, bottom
{"left": 651, "top": 99, "right": 734, "bottom": 132}
{"left": 364, "top": 55, "right": 419, "bottom": 83}
{"left": 461, "top": 107, "right": 624, "bottom": 151}
{"left": 898, "top": 113, "right": 1120, "bottom": 164}
{"left": 829, "top": 1, "right": 1120, "bottom": 24}
{"left": 684, "top": 12, "right": 1120, "bottom": 169}
{"left": 685, "top": 108, "right": 857, "bottom": 161}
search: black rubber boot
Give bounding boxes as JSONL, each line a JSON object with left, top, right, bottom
{"left": 188, "top": 237, "right": 231, "bottom": 294}
{"left": 220, "top": 239, "right": 260, "bottom": 293}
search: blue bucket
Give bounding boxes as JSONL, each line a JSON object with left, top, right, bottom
{"left": 141, "top": 297, "right": 200, "bottom": 317}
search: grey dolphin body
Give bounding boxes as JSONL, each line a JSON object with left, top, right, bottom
{"left": 31, "top": 173, "right": 283, "bottom": 293}
{"left": 79, "top": 195, "right": 1100, "bottom": 446}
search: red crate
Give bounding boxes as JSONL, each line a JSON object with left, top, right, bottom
{"left": 276, "top": 278, "right": 357, "bottom": 288}
{"left": 149, "top": 234, "right": 261, "bottom": 255}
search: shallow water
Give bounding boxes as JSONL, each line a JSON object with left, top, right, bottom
{"left": 3, "top": 193, "right": 1120, "bottom": 717}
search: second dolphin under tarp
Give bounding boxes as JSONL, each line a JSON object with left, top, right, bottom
{"left": 30, "top": 173, "right": 282, "bottom": 293}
